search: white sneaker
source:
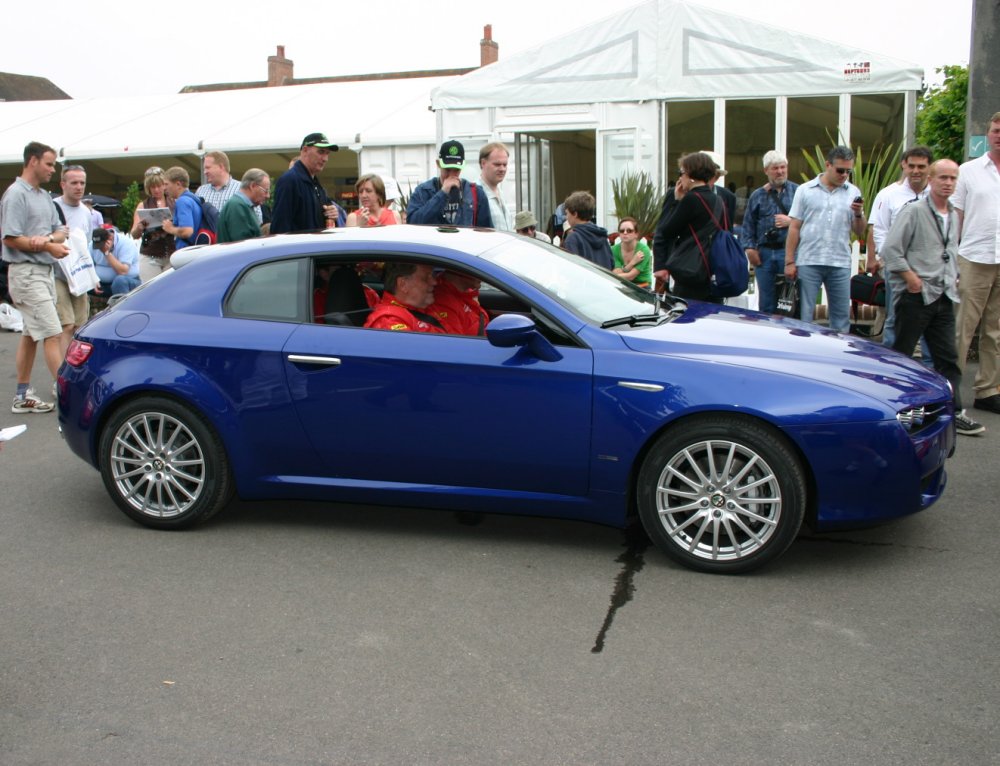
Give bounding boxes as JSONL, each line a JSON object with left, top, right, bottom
{"left": 12, "top": 388, "right": 54, "bottom": 414}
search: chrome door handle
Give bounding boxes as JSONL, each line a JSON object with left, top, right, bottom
{"left": 287, "top": 354, "right": 342, "bottom": 366}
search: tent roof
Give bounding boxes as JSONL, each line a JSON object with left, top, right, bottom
{"left": 0, "top": 77, "right": 454, "bottom": 166}
{"left": 431, "top": 0, "right": 923, "bottom": 109}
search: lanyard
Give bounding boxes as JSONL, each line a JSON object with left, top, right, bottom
{"left": 926, "top": 196, "right": 950, "bottom": 250}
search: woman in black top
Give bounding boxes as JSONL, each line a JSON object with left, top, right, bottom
{"left": 654, "top": 152, "right": 725, "bottom": 303}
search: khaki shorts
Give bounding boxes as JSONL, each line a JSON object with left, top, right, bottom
{"left": 54, "top": 277, "right": 90, "bottom": 328}
{"left": 8, "top": 262, "right": 62, "bottom": 341}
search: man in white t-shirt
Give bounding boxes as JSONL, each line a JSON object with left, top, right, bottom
{"left": 53, "top": 164, "right": 96, "bottom": 357}
{"left": 953, "top": 111, "right": 1000, "bottom": 414}
{"left": 868, "top": 146, "right": 933, "bottom": 350}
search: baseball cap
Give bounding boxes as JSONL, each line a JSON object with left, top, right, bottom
{"left": 438, "top": 140, "right": 466, "bottom": 169}
{"left": 301, "top": 132, "right": 339, "bottom": 151}
{"left": 514, "top": 210, "right": 538, "bottom": 230}
{"left": 700, "top": 150, "right": 727, "bottom": 175}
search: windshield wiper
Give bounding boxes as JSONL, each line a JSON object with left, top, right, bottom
{"left": 600, "top": 313, "right": 664, "bottom": 329}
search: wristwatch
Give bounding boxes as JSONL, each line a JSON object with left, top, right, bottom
{"left": 47, "top": 234, "right": 55, "bottom": 243}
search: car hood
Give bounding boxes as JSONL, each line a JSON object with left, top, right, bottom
{"left": 617, "top": 303, "right": 952, "bottom": 409}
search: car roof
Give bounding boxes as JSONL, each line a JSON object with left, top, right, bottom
{"left": 173, "top": 225, "right": 516, "bottom": 269}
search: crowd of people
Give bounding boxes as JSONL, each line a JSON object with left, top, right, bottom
{"left": 3, "top": 113, "right": 1000, "bottom": 438}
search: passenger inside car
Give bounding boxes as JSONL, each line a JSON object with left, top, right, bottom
{"left": 425, "top": 269, "right": 490, "bottom": 336}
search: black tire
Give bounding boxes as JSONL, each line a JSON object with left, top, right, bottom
{"left": 98, "top": 396, "right": 234, "bottom": 529}
{"left": 637, "top": 416, "right": 806, "bottom": 574}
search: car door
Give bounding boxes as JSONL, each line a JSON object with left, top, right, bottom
{"left": 281, "top": 321, "right": 594, "bottom": 497}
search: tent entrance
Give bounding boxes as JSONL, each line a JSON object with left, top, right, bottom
{"left": 513, "top": 130, "right": 595, "bottom": 239}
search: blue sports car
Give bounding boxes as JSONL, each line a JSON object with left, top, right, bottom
{"left": 58, "top": 226, "right": 954, "bottom": 573}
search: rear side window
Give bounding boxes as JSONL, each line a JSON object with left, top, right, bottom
{"left": 226, "top": 259, "right": 306, "bottom": 321}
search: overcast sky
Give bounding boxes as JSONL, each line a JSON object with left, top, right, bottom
{"left": 2, "top": 0, "right": 973, "bottom": 100}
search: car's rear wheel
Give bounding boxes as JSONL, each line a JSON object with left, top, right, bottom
{"left": 98, "top": 396, "right": 233, "bottom": 529}
{"left": 637, "top": 416, "right": 806, "bottom": 574}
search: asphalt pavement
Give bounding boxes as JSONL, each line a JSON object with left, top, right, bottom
{"left": 0, "top": 325, "right": 997, "bottom": 766}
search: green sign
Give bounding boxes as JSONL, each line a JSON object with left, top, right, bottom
{"left": 969, "top": 135, "right": 987, "bottom": 158}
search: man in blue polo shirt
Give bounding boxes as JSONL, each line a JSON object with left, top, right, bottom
{"left": 91, "top": 227, "right": 140, "bottom": 296}
{"left": 161, "top": 166, "right": 202, "bottom": 249}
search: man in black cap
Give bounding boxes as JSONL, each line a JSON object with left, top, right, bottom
{"left": 270, "top": 133, "right": 344, "bottom": 234}
{"left": 406, "top": 140, "right": 492, "bottom": 228}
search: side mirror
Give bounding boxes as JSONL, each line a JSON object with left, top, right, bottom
{"left": 486, "top": 314, "right": 563, "bottom": 362}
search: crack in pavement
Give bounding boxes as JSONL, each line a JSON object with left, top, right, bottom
{"left": 592, "top": 525, "right": 649, "bottom": 653}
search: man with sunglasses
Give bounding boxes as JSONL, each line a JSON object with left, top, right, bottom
{"left": 784, "top": 145, "right": 867, "bottom": 332}
{"left": 880, "top": 160, "right": 983, "bottom": 435}
{"left": 271, "top": 133, "right": 343, "bottom": 234}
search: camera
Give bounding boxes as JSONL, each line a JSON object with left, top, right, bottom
{"left": 764, "top": 227, "right": 781, "bottom": 245}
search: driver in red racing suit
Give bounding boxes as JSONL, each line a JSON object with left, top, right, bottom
{"left": 364, "top": 262, "right": 444, "bottom": 333}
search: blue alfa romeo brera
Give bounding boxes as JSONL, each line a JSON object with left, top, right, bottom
{"left": 58, "top": 225, "right": 954, "bottom": 573}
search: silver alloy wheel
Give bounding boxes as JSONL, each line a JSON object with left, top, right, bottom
{"left": 654, "top": 438, "right": 782, "bottom": 563}
{"left": 109, "top": 411, "right": 206, "bottom": 518}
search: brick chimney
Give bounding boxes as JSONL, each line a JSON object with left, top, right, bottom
{"left": 267, "top": 45, "right": 294, "bottom": 87}
{"left": 480, "top": 25, "right": 498, "bottom": 67}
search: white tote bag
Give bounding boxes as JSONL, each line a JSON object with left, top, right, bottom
{"left": 0, "top": 302, "right": 24, "bottom": 332}
{"left": 57, "top": 229, "right": 100, "bottom": 296}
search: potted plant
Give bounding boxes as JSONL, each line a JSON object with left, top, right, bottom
{"left": 611, "top": 170, "right": 666, "bottom": 242}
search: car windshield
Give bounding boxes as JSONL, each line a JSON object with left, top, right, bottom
{"left": 481, "top": 237, "right": 663, "bottom": 325}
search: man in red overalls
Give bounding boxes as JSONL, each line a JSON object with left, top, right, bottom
{"left": 426, "top": 270, "right": 489, "bottom": 336}
{"left": 364, "top": 262, "right": 444, "bottom": 332}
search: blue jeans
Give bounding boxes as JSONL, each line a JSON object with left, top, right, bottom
{"left": 96, "top": 275, "right": 141, "bottom": 297}
{"left": 755, "top": 247, "right": 785, "bottom": 314}
{"left": 798, "top": 264, "right": 850, "bottom": 333}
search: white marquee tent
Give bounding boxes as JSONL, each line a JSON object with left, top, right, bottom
{"left": 433, "top": 0, "right": 922, "bottom": 108}
{"left": 0, "top": 77, "right": 454, "bottom": 197}
{"left": 431, "top": 0, "right": 924, "bottom": 228}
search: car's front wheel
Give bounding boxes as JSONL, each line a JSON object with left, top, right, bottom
{"left": 637, "top": 416, "right": 807, "bottom": 574}
{"left": 98, "top": 396, "right": 234, "bottom": 529}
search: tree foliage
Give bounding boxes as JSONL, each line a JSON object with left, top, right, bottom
{"left": 916, "top": 65, "right": 968, "bottom": 163}
{"left": 116, "top": 181, "right": 142, "bottom": 232}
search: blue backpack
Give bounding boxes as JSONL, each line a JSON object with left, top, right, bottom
{"left": 692, "top": 194, "right": 749, "bottom": 299}
{"left": 192, "top": 197, "right": 220, "bottom": 245}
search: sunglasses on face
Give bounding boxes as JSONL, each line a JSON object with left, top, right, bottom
{"left": 833, "top": 167, "right": 852, "bottom": 175}
{"left": 619, "top": 227, "right": 635, "bottom": 234}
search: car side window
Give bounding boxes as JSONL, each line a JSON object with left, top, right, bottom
{"left": 226, "top": 259, "right": 307, "bottom": 321}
